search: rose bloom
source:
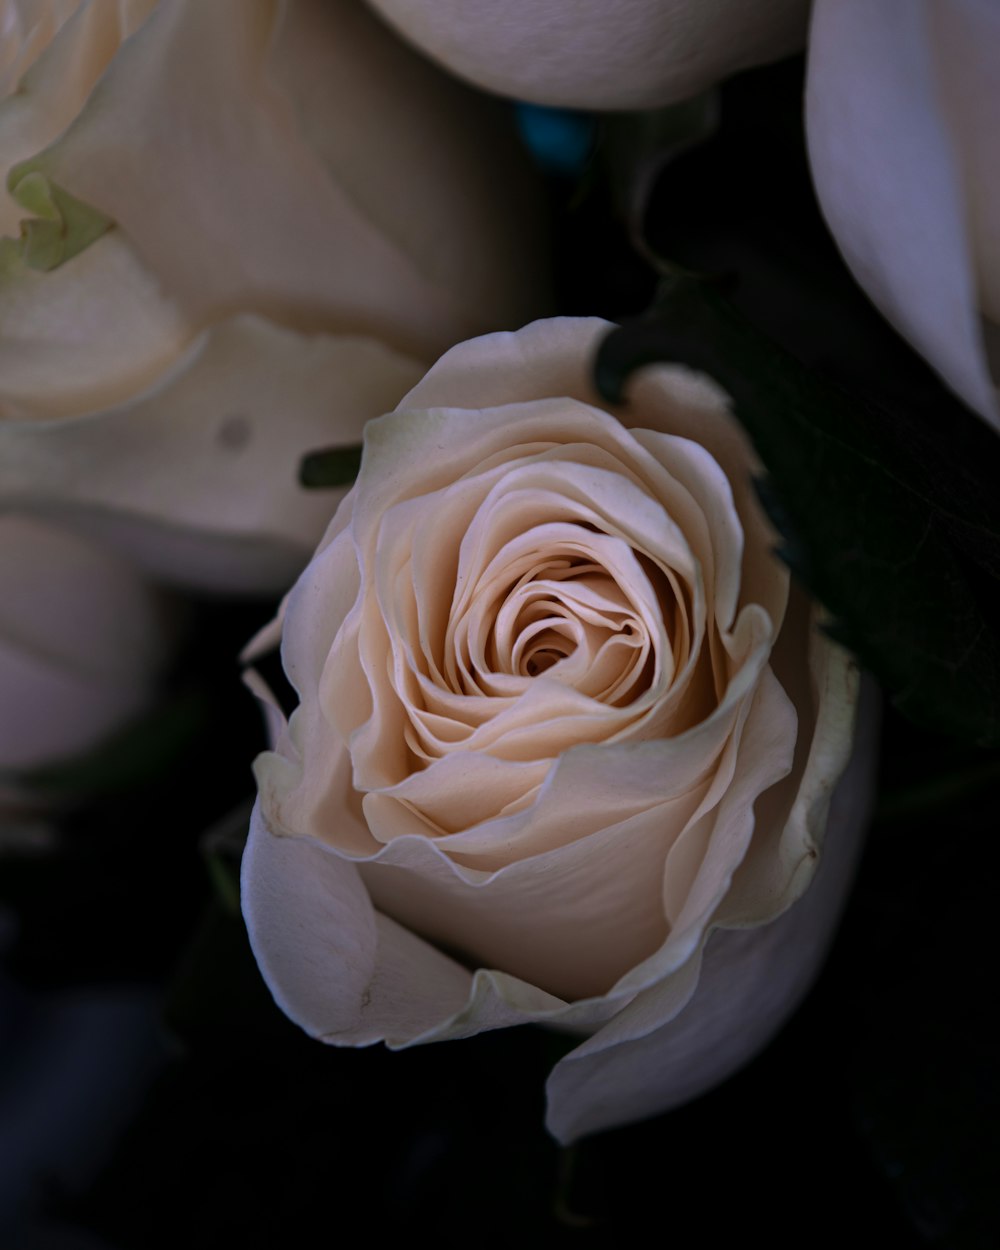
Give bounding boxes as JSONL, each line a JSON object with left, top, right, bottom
{"left": 0, "top": 513, "right": 168, "bottom": 816}
{"left": 242, "top": 319, "right": 872, "bottom": 1141}
{"left": 0, "top": 0, "right": 544, "bottom": 592}
{"left": 363, "top": 0, "right": 810, "bottom": 110}
{"left": 807, "top": 0, "right": 999, "bottom": 426}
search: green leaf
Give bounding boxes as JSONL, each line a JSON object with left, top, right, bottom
{"left": 299, "top": 444, "right": 363, "bottom": 489}
{"left": 3, "top": 169, "right": 112, "bottom": 272}
{"left": 594, "top": 275, "right": 1000, "bottom": 746}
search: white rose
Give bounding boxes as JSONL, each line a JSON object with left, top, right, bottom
{"left": 806, "top": 0, "right": 999, "bottom": 426}
{"left": 0, "top": 513, "right": 168, "bottom": 813}
{"left": 363, "top": 0, "right": 810, "bottom": 111}
{"left": 0, "top": 0, "right": 545, "bottom": 592}
{"left": 242, "top": 318, "right": 872, "bottom": 1141}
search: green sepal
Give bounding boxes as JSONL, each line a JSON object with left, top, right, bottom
{"left": 4, "top": 167, "right": 112, "bottom": 272}
{"left": 299, "top": 444, "right": 363, "bottom": 489}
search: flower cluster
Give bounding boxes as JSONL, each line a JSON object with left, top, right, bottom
{"left": 6, "top": 0, "right": 990, "bottom": 1142}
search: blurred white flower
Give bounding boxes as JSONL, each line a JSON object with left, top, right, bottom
{"left": 0, "top": 514, "right": 168, "bottom": 813}
{"left": 807, "top": 0, "right": 999, "bottom": 426}
{"left": 0, "top": 0, "right": 546, "bottom": 592}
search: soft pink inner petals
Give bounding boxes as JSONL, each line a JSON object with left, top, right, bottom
{"left": 358, "top": 792, "right": 707, "bottom": 1000}
{"left": 326, "top": 411, "right": 757, "bottom": 804}
{"left": 291, "top": 382, "right": 792, "bottom": 998}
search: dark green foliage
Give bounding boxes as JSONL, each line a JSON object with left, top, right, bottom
{"left": 595, "top": 276, "right": 1000, "bottom": 746}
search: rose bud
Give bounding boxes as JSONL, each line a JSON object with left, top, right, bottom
{"left": 0, "top": 0, "right": 546, "bottom": 593}
{"left": 362, "top": 0, "right": 810, "bottom": 111}
{"left": 242, "top": 318, "right": 874, "bottom": 1142}
{"left": 807, "top": 0, "right": 999, "bottom": 426}
{"left": 0, "top": 514, "right": 169, "bottom": 815}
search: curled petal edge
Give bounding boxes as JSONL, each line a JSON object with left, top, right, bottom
{"left": 243, "top": 640, "right": 869, "bottom": 1138}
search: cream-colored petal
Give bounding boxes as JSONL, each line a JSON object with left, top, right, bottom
{"left": 716, "top": 611, "right": 859, "bottom": 927}
{"left": 269, "top": 0, "right": 545, "bottom": 335}
{"left": 930, "top": 0, "right": 1000, "bottom": 327}
{"left": 0, "top": 513, "right": 167, "bottom": 772}
{"left": 806, "top": 0, "right": 999, "bottom": 425}
{"left": 544, "top": 668, "right": 875, "bottom": 1142}
{"left": 253, "top": 655, "right": 825, "bottom": 1035}
{"left": 359, "top": 799, "right": 680, "bottom": 1001}
{"left": 393, "top": 319, "right": 787, "bottom": 630}
{"left": 0, "top": 229, "right": 193, "bottom": 419}
{"left": 659, "top": 665, "right": 794, "bottom": 929}
{"left": 247, "top": 784, "right": 606, "bottom": 1048}
{"left": 0, "top": 315, "right": 424, "bottom": 592}
{"left": 242, "top": 798, "right": 476, "bottom": 1045}
{"left": 12, "top": 0, "right": 544, "bottom": 361}
{"left": 0, "top": 0, "right": 82, "bottom": 102}
{"left": 630, "top": 431, "right": 743, "bottom": 632}
{"left": 364, "top": 0, "right": 809, "bottom": 111}
{"left": 397, "top": 319, "right": 615, "bottom": 413}
{"left": 0, "top": 1, "right": 155, "bottom": 234}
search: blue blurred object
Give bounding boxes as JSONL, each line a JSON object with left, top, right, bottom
{"left": 514, "top": 103, "right": 595, "bottom": 177}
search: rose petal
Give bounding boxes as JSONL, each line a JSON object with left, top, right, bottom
{"left": 930, "top": 0, "right": 1000, "bottom": 327}
{"left": 243, "top": 798, "right": 483, "bottom": 1045}
{"left": 394, "top": 319, "right": 787, "bottom": 629}
{"left": 11, "top": 0, "right": 544, "bottom": 360}
{"left": 245, "top": 794, "right": 600, "bottom": 1044}
{"left": 0, "top": 315, "right": 424, "bottom": 592}
{"left": 364, "top": 0, "right": 809, "bottom": 111}
{"left": 359, "top": 800, "right": 682, "bottom": 1001}
{"left": 0, "top": 231, "right": 193, "bottom": 420}
{"left": 806, "top": 0, "right": 999, "bottom": 424}
{"left": 1, "top": 2, "right": 76, "bottom": 102}
{"left": 0, "top": 513, "right": 167, "bottom": 771}
{"left": 0, "top": 0, "right": 155, "bottom": 232}
{"left": 544, "top": 666, "right": 875, "bottom": 1142}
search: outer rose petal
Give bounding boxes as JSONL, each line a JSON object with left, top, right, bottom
{"left": 241, "top": 800, "right": 475, "bottom": 1045}
{"left": 0, "top": 231, "right": 193, "bottom": 420}
{"left": 244, "top": 628, "right": 867, "bottom": 1120}
{"left": 0, "top": 0, "right": 546, "bottom": 595}
{"left": 0, "top": 513, "right": 168, "bottom": 778}
{"left": 546, "top": 645, "right": 873, "bottom": 1141}
{"left": 393, "top": 318, "right": 786, "bottom": 626}
{"left": 11, "top": 0, "right": 546, "bottom": 361}
{"left": 363, "top": 0, "right": 810, "bottom": 111}
{"left": 0, "top": 315, "right": 425, "bottom": 592}
{"left": 806, "top": 0, "right": 1000, "bottom": 426}
{"left": 0, "top": 0, "right": 156, "bottom": 233}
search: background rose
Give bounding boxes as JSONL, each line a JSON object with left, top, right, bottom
{"left": 0, "top": 513, "right": 169, "bottom": 817}
{"left": 806, "top": 0, "right": 999, "bottom": 427}
{"left": 362, "top": 0, "right": 810, "bottom": 110}
{"left": 242, "top": 318, "right": 869, "bottom": 1141}
{"left": 0, "top": 0, "right": 546, "bottom": 592}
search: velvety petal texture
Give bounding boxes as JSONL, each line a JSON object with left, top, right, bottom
{"left": 806, "top": 0, "right": 1000, "bottom": 426}
{"left": 363, "top": 0, "right": 810, "bottom": 110}
{"left": 0, "top": 513, "right": 169, "bottom": 801}
{"left": 0, "top": 0, "right": 545, "bottom": 592}
{"left": 0, "top": 316, "right": 425, "bottom": 592}
{"left": 243, "top": 318, "right": 868, "bottom": 1140}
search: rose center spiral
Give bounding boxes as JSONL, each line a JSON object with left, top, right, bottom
{"left": 480, "top": 552, "right": 663, "bottom": 705}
